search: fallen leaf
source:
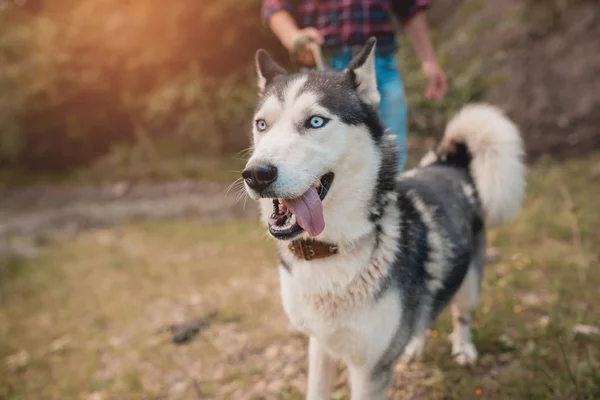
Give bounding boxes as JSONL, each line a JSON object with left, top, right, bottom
{"left": 86, "top": 392, "right": 105, "bottom": 400}
{"left": 513, "top": 305, "right": 523, "bottom": 314}
{"left": 572, "top": 324, "right": 600, "bottom": 336}
{"left": 5, "top": 350, "right": 29, "bottom": 371}
{"left": 49, "top": 335, "right": 71, "bottom": 353}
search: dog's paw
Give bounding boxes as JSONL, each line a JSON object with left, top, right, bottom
{"left": 400, "top": 332, "right": 427, "bottom": 364}
{"left": 451, "top": 340, "right": 478, "bottom": 366}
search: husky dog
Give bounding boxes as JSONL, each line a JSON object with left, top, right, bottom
{"left": 242, "top": 37, "right": 525, "bottom": 399}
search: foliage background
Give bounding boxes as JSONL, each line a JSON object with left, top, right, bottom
{"left": 0, "top": 0, "right": 494, "bottom": 174}
{"left": 1, "top": 0, "right": 599, "bottom": 174}
{"left": 0, "top": 0, "right": 287, "bottom": 171}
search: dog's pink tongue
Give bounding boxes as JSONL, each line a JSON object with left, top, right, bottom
{"left": 285, "top": 187, "right": 325, "bottom": 236}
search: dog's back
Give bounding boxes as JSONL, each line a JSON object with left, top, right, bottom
{"left": 377, "top": 162, "right": 481, "bottom": 337}
{"left": 376, "top": 104, "right": 525, "bottom": 371}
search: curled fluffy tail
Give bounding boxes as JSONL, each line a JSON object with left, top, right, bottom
{"left": 422, "top": 104, "right": 525, "bottom": 226}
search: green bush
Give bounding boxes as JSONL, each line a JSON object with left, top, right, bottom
{"left": 0, "top": 0, "right": 285, "bottom": 170}
{"left": 135, "top": 66, "right": 258, "bottom": 156}
{"left": 397, "top": 33, "right": 505, "bottom": 138}
{"left": 0, "top": 0, "right": 503, "bottom": 172}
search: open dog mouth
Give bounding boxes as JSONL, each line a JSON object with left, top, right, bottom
{"left": 268, "top": 172, "right": 334, "bottom": 240}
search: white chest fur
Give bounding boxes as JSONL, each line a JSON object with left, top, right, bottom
{"left": 275, "top": 191, "right": 402, "bottom": 367}
{"left": 279, "top": 263, "right": 402, "bottom": 368}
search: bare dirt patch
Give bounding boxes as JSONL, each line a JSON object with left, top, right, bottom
{"left": 0, "top": 180, "right": 256, "bottom": 240}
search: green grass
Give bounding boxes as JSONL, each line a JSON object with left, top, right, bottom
{"left": 410, "top": 152, "right": 600, "bottom": 399}
{"left": 0, "top": 220, "right": 276, "bottom": 399}
{"left": 1, "top": 153, "right": 600, "bottom": 399}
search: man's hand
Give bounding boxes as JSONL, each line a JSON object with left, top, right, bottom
{"left": 422, "top": 61, "right": 448, "bottom": 100}
{"left": 404, "top": 11, "right": 448, "bottom": 100}
{"left": 290, "top": 27, "right": 324, "bottom": 67}
{"left": 268, "top": 11, "right": 324, "bottom": 68}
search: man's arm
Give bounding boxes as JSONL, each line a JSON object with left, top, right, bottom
{"left": 391, "top": 1, "right": 448, "bottom": 99}
{"left": 267, "top": 8, "right": 300, "bottom": 50}
{"left": 262, "top": 0, "right": 323, "bottom": 67}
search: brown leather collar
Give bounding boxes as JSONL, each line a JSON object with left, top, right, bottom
{"left": 288, "top": 239, "right": 339, "bottom": 261}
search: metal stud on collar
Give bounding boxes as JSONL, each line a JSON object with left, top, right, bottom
{"left": 288, "top": 239, "right": 339, "bottom": 261}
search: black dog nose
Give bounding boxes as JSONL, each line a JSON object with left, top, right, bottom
{"left": 242, "top": 164, "right": 278, "bottom": 192}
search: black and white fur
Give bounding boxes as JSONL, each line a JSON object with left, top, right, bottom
{"left": 243, "top": 38, "right": 525, "bottom": 399}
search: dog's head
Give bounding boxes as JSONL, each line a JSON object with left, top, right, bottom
{"left": 243, "top": 38, "right": 388, "bottom": 242}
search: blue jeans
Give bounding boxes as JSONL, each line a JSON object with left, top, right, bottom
{"left": 329, "top": 51, "right": 408, "bottom": 171}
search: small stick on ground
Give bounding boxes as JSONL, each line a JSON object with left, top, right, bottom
{"left": 558, "top": 335, "right": 580, "bottom": 400}
{"left": 559, "top": 183, "right": 589, "bottom": 283}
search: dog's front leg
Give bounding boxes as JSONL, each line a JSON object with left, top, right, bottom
{"left": 348, "top": 364, "right": 393, "bottom": 400}
{"left": 307, "top": 336, "right": 336, "bottom": 400}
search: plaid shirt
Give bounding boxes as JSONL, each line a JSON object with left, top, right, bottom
{"left": 262, "top": 0, "right": 429, "bottom": 55}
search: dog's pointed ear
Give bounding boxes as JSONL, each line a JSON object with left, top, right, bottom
{"left": 345, "top": 37, "right": 380, "bottom": 107}
{"left": 255, "top": 49, "right": 286, "bottom": 93}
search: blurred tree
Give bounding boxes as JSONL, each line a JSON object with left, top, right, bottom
{"left": 0, "top": 0, "right": 286, "bottom": 170}
{"left": 0, "top": 0, "right": 498, "bottom": 172}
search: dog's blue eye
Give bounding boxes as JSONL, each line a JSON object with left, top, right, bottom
{"left": 256, "top": 119, "right": 267, "bottom": 132}
{"left": 307, "top": 116, "right": 328, "bottom": 129}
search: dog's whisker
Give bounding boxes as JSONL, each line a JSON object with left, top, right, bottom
{"left": 232, "top": 186, "right": 249, "bottom": 208}
{"left": 235, "top": 188, "right": 246, "bottom": 204}
{"left": 227, "top": 170, "right": 245, "bottom": 177}
{"left": 228, "top": 179, "right": 245, "bottom": 192}
{"left": 233, "top": 147, "right": 254, "bottom": 159}
{"left": 225, "top": 177, "right": 244, "bottom": 196}
{"left": 235, "top": 186, "right": 251, "bottom": 206}
{"left": 228, "top": 185, "right": 245, "bottom": 200}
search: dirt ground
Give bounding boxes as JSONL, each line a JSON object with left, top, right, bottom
{"left": 0, "top": 179, "right": 256, "bottom": 240}
{"left": 0, "top": 139, "right": 438, "bottom": 244}
{"left": 2, "top": 151, "right": 600, "bottom": 399}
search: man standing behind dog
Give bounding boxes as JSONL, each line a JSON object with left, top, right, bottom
{"left": 261, "top": 0, "right": 447, "bottom": 171}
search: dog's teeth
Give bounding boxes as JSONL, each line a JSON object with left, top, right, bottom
{"left": 290, "top": 214, "right": 296, "bottom": 226}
